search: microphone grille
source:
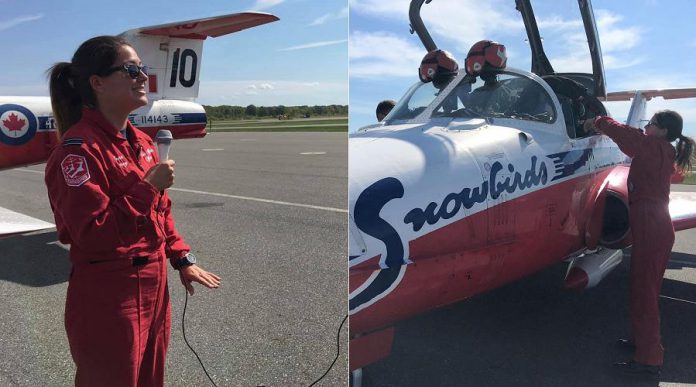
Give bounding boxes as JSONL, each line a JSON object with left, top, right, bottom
{"left": 156, "top": 129, "right": 173, "bottom": 143}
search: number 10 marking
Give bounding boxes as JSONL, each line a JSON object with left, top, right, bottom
{"left": 169, "top": 48, "right": 198, "bottom": 88}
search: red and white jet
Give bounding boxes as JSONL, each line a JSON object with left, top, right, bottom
{"left": 0, "top": 12, "right": 278, "bottom": 237}
{"left": 348, "top": 0, "right": 696, "bottom": 380}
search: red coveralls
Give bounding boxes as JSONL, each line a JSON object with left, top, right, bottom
{"left": 45, "top": 109, "right": 190, "bottom": 386}
{"left": 595, "top": 116, "right": 676, "bottom": 366}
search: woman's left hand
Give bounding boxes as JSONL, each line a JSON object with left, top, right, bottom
{"left": 179, "top": 265, "right": 221, "bottom": 295}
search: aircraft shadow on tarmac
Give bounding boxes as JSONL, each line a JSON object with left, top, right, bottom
{"left": 364, "top": 249, "right": 696, "bottom": 387}
{"left": 0, "top": 231, "right": 70, "bottom": 287}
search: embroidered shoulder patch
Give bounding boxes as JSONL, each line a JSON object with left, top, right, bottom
{"left": 62, "top": 137, "right": 83, "bottom": 147}
{"left": 61, "top": 154, "right": 90, "bottom": 187}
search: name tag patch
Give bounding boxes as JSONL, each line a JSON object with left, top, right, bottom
{"left": 114, "top": 155, "right": 129, "bottom": 169}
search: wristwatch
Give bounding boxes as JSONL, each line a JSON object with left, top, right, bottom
{"left": 174, "top": 252, "right": 196, "bottom": 270}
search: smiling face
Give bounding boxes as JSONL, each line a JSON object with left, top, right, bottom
{"left": 90, "top": 44, "right": 148, "bottom": 116}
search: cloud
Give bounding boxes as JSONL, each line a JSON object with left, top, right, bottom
{"left": 198, "top": 80, "right": 348, "bottom": 106}
{"left": 310, "top": 6, "right": 348, "bottom": 26}
{"left": 251, "top": 0, "right": 284, "bottom": 11}
{"left": 279, "top": 39, "right": 347, "bottom": 51}
{"left": 351, "top": 0, "right": 523, "bottom": 52}
{"left": 534, "top": 10, "right": 644, "bottom": 73}
{"left": 537, "top": 16, "right": 583, "bottom": 31}
{"left": 245, "top": 83, "right": 275, "bottom": 92}
{"left": 609, "top": 72, "right": 696, "bottom": 91}
{"left": 594, "top": 10, "right": 641, "bottom": 53}
{"left": 0, "top": 14, "right": 44, "bottom": 32}
{"left": 350, "top": 31, "right": 425, "bottom": 79}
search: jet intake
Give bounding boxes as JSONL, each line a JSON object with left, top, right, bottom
{"left": 599, "top": 193, "right": 631, "bottom": 249}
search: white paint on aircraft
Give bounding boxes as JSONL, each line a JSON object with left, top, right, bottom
{"left": 0, "top": 206, "right": 54, "bottom": 236}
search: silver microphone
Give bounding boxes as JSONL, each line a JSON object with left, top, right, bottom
{"left": 155, "top": 130, "right": 173, "bottom": 163}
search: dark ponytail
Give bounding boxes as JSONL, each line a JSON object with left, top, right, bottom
{"left": 676, "top": 134, "right": 695, "bottom": 173}
{"left": 651, "top": 109, "right": 694, "bottom": 173}
{"left": 47, "top": 35, "right": 130, "bottom": 139}
{"left": 47, "top": 62, "right": 82, "bottom": 138}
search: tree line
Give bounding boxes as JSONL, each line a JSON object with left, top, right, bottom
{"left": 203, "top": 104, "right": 348, "bottom": 120}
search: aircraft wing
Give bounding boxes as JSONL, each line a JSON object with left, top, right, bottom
{"left": 0, "top": 206, "right": 54, "bottom": 238}
{"left": 670, "top": 191, "right": 696, "bottom": 231}
{"left": 605, "top": 88, "right": 696, "bottom": 102}
{"left": 132, "top": 12, "right": 279, "bottom": 39}
{"left": 603, "top": 88, "right": 696, "bottom": 128}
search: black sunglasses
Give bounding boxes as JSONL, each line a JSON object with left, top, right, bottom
{"left": 102, "top": 63, "right": 149, "bottom": 79}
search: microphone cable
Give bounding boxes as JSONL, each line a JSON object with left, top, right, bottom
{"left": 181, "top": 289, "right": 220, "bottom": 387}
{"left": 153, "top": 216, "right": 219, "bottom": 386}
{"left": 308, "top": 313, "right": 348, "bottom": 386}
{"left": 181, "top": 291, "right": 348, "bottom": 387}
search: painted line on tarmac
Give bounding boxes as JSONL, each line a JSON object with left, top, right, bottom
{"left": 16, "top": 168, "right": 346, "bottom": 213}
{"left": 201, "top": 148, "right": 224, "bottom": 151}
{"left": 669, "top": 259, "right": 696, "bottom": 266}
{"left": 169, "top": 187, "right": 347, "bottom": 213}
{"left": 659, "top": 295, "right": 696, "bottom": 305}
{"left": 16, "top": 168, "right": 43, "bottom": 174}
{"left": 300, "top": 152, "right": 327, "bottom": 155}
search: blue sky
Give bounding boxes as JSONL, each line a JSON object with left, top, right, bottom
{"left": 350, "top": 0, "right": 696, "bottom": 137}
{"left": 0, "top": 0, "right": 348, "bottom": 107}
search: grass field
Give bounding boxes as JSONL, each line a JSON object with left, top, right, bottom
{"left": 207, "top": 117, "right": 348, "bottom": 132}
{"left": 683, "top": 172, "right": 696, "bottom": 185}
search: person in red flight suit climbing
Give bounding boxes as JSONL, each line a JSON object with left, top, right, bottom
{"left": 44, "top": 36, "right": 221, "bottom": 387}
{"left": 584, "top": 110, "right": 695, "bottom": 376}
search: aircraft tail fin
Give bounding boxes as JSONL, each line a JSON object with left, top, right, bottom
{"left": 604, "top": 88, "right": 696, "bottom": 128}
{"left": 119, "top": 12, "right": 279, "bottom": 102}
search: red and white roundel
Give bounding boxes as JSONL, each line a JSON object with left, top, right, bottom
{"left": 61, "top": 154, "right": 90, "bottom": 187}
{"left": 0, "top": 110, "right": 29, "bottom": 138}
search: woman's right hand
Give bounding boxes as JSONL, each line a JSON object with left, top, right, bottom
{"left": 583, "top": 118, "right": 598, "bottom": 134}
{"left": 144, "top": 160, "right": 175, "bottom": 190}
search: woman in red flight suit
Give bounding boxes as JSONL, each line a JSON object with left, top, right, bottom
{"left": 584, "top": 111, "right": 695, "bottom": 375}
{"left": 44, "top": 36, "right": 221, "bottom": 386}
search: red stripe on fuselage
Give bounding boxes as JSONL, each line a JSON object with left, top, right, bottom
{"left": 0, "top": 131, "right": 55, "bottom": 170}
{"left": 137, "top": 123, "right": 207, "bottom": 139}
{"left": 350, "top": 169, "right": 614, "bottom": 334}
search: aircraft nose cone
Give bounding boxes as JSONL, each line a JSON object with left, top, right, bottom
{"left": 564, "top": 267, "right": 589, "bottom": 290}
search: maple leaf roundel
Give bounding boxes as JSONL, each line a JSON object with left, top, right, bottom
{"left": 0, "top": 104, "right": 38, "bottom": 146}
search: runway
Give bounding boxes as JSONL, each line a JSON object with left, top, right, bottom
{"left": 0, "top": 132, "right": 348, "bottom": 386}
{"left": 362, "top": 184, "right": 696, "bottom": 387}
